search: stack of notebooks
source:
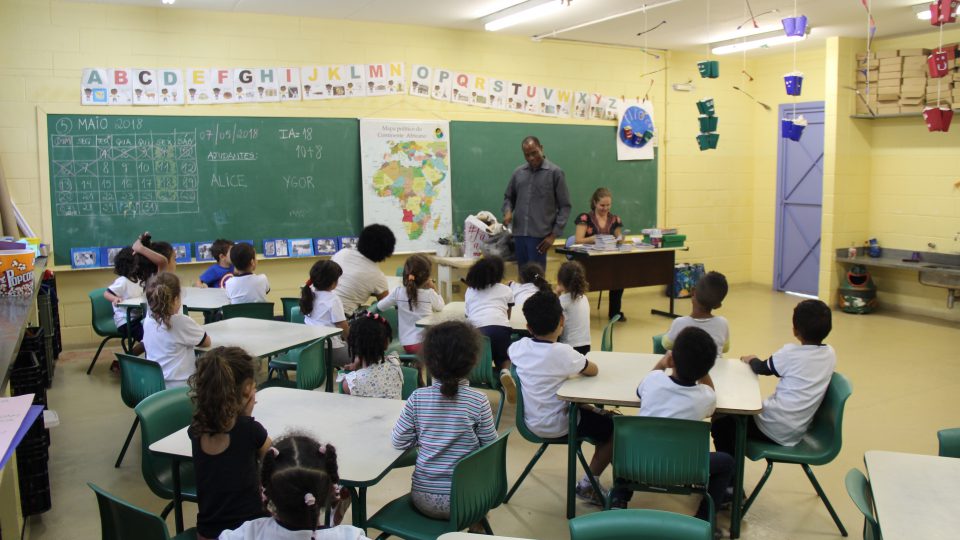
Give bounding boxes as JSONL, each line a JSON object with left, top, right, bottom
{"left": 592, "top": 234, "right": 619, "bottom": 251}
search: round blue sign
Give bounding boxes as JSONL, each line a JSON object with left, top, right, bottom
{"left": 618, "top": 105, "right": 655, "bottom": 148}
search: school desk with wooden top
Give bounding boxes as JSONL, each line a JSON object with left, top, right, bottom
{"left": 416, "top": 301, "right": 528, "bottom": 333}
{"left": 149, "top": 388, "right": 406, "bottom": 532}
{"left": 197, "top": 318, "right": 341, "bottom": 390}
{"left": 556, "top": 351, "right": 762, "bottom": 539}
{"left": 865, "top": 450, "right": 960, "bottom": 540}
{"left": 430, "top": 256, "right": 476, "bottom": 302}
{"left": 555, "top": 244, "right": 689, "bottom": 318}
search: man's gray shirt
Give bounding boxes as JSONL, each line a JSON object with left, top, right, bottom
{"left": 502, "top": 158, "right": 571, "bottom": 238}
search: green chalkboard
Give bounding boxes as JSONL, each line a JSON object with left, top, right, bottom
{"left": 449, "top": 121, "right": 657, "bottom": 238}
{"left": 47, "top": 114, "right": 360, "bottom": 266}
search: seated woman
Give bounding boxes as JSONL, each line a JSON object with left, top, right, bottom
{"left": 574, "top": 187, "right": 626, "bottom": 322}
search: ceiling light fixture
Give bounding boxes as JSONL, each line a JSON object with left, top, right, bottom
{"left": 530, "top": 0, "right": 682, "bottom": 40}
{"left": 161, "top": 0, "right": 176, "bottom": 5}
{"left": 712, "top": 32, "right": 807, "bottom": 55}
{"left": 484, "top": 0, "right": 567, "bottom": 32}
{"left": 913, "top": 2, "right": 958, "bottom": 20}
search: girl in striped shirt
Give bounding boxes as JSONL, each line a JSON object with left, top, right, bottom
{"left": 391, "top": 321, "right": 498, "bottom": 521}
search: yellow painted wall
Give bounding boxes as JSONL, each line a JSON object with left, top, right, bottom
{"left": 0, "top": 0, "right": 674, "bottom": 346}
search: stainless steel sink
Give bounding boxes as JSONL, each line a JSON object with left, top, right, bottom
{"left": 919, "top": 264, "right": 960, "bottom": 270}
{"left": 919, "top": 269, "right": 960, "bottom": 288}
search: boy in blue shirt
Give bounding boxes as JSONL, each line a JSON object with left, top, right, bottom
{"left": 196, "top": 239, "right": 234, "bottom": 288}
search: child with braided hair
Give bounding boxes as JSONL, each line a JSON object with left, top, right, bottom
{"left": 219, "top": 434, "right": 369, "bottom": 539}
{"left": 142, "top": 272, "right": 211, "bottom": 388}
{"left": 188, "top": 347, "right": 271, "bottom": 540}
{"left": 340, "top": 313, "right": 403, "bottom": 399}
{"left": 376, "top": 253, "right": 444, "bottom": 354}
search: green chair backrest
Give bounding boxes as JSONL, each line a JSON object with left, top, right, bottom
{"left": 652, "top": 334, "right": 666, "bottom": 354}
{"left": 400, "top": 365, "right": 418, "bottom": 400}
{"left": 601, "top": 313, "right": 621, "bottom": 352}
{"left": 280, "top": 297, "right": 299, "bottom": 322}
{"left": 449, "top": 430, "right": 511, "bottom": 531}
{"left": 293, "top": 339, "right": 327, "bottom": 391}
{"left": 937, "top": 428, "right": 960, "bottom": 458}
{"left": 844, "top": 469, "right": 881, "bottom": 540}
{"left": 289, "top": 306, "right": 305, "bottom": 324}
{"left": 569, "top": 508, "right": 712, "bottom": 540}
{"left": 468, "top": 336, "right": 500, "bottom": 390}
{"left": 117, "top": 353, "right": 165, "bottom": 410}
{"left": 612, "top": 416, "right": 710, "bottom": 491}
{"left": 395, "top": 266, "right": 404, "bottom": 277}
{"left": 135, "top": 387, "right": 194, "bottom": 500}
{"left": 510, "top": 365, "right": 547, "bottom": 444}
{"left": 221, "top": 302, "right": 275, "bottom": 320}
{"left": 90, "top": 288, "right": 120, "bottom": 336}
{"left": 801, "top": 372, "right": 853, "bottom": 466}
{"left": 88, "top": 482, "right": 179, "bottom": 540}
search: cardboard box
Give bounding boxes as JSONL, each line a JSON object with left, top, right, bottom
{"left": 856, "top": 52, "right": 877, "bottom": 60}
{"left": 877, "top": 104, "right": 901, "bottom": 115}
{"left": 855, "top": 101, "right": 877, "bottom": 115}
{"left": 902, "top": 86, "right": 925, "bottom": 98}
{"left": 898, "top": 48, "right": 931, "bottom": 57}
{"left": 878, "top": 91, "right": 900, "bottom": 101}
{"left": 901, "top": 77, "right": 926, "bottom": 88}
{"left": 902, "top": 56, "right": 928, "bottom": 69}
{"left": 877, "top": 49, "right": 900, "bottom": 59}
{"left": 902, "top": 68, "right": 927, "bottom": 79}
{"left": 899, "top": 96, "right": 924, "bottom": 105}
{"left": 899, "top": 104, "right": 925, "bottom": 114}
{"left": 857, "top": 71, "right": 879, "bottom": 82}
{"left": 879, "top": 71, "right": 902, "bottom": 80}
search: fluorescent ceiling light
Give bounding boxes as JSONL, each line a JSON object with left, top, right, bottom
{"left": 709, "top": 23, "right": 783, "bottom": 43}
{"left": 484, "top": 0, "right": 566, "bottom": 32}
{"left": 914, "top": 2, "right": 958, "bottom": 20}
{"left": 712, "top": 33, "right": 806, "bottom": 55}
{"left": 161, "top": 0, "right": 176, "bottom": 4}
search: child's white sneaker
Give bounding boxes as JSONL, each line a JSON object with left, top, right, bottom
{"left": 499, "top": 369, "right": 517, "bottom": 404}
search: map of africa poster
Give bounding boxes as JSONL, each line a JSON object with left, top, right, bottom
{"left": 360, "top": 119, "right": 453, "bottom": 252}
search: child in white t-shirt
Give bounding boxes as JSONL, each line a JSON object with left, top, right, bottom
{"left": 662, "top": 271, "right": 729, "bottom": 357}
{"left": 142, "top": 273, "right": 211, "bottom": 388}
{"left": 376, "top": 254, "right": 444, "bottom": 354}
{"left": 224, "top": 243, "right": 270, "bottom": 304}
{"left": 712, "top": 299, "right": 836, "bottom": 466}
{"left": 300, "top": 260, "right": 350, "bottom": 367}
{"left": 103, "top": 247, "right": 145, "bottom": 357}
{"left": 557, "top": 261, "right": 591, "bottom": 355}
{"left": 509, "top": 290, "right": 620, "bottom": 506}
{"left": 464, "top": 256, "right": 516, "bottom": 400}
{"left": 616, "top": 326, "right": 733, "bottom": 522}
{"left": 508, "top": 262, "right": 550, "bottom": 309}
{"left": 331, "top": 224, "right": 395, "bottom": 316}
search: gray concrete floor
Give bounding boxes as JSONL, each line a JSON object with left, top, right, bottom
{"left": 25, "top": 284, "right": 960, "bottom": 539}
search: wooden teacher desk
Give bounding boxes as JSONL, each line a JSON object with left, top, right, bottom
{"left": 554, "top": 245, "right": 688, "bottom": 318}
{"left": 557, "top": 351, "right": 761, "bottom": 538}
{"left": 865, "top": 450, "right": 960, "bottom": 540}
{"left": 149, "top": 388, "right": 406, "bottom": 532}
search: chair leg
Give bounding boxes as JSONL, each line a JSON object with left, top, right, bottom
{"left": 802, "top": 464, "right": 848, "bottom": 537}
{"left": 114, "top": 417, "right": 139, "bottom": 468}
{"left": 597, "top": 290, "right": 603, "bottom": 310}
{"left": 375, "top": 534, "right": 391, "bottom": 540}
{"left": 481, "top": 517, "right": 493, "bottom": 534}
{"left": 160, "top": 500, "right": 174, "bottom": 519}
{"left": 494, "top": 389, "right": 505, "bottom": 430}
{"left": 87, "top": 336, "right": 113, "bottom": 375}
{"left": 504, "top": 443, "right": 550, "bottom": 502}
{"left": 741, "top": 460, "right": 775, "bottom": 517}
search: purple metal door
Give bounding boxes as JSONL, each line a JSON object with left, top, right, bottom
{"left": 774, "top": 102, "right": 824, "bottom": 295}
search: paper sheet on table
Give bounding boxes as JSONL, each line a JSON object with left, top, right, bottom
{"left": 0, "top": 394, "right": 39, "bottom": 469}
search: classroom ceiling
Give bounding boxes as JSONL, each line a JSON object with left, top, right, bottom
{"left": 73, "top": 0, "right": 942, "bottom": 51}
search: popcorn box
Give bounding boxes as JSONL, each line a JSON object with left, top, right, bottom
{"left": 0, "top": 249, "right": 36, "bottom": 296}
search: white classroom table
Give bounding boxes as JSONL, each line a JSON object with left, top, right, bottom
{"left": 430, "top": 256, "right": 476, "bottom": 302}
{"left": 415, "top": 301, "right": 528, "bottom": 333}
{"left": 865, "top": 450, "right": 960, "bottom": 540}
{"left": 556, "top": 351, "right": 762, "bottom": 538}
{"left": 149, "top": 388, "right": 407, "bottom": 532}
{"left": 120, "top": 286, "right": 229, "bottom": 313}
{"left": 438, "top": 534, "right": 535, "bottom": 540}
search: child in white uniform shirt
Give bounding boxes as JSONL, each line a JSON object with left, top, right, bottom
{"left": 662, "top": 271, "right": 730, "bottom": 356}
{"left": 509, "top": 290, "right": 622, "bottom": 506}
{"left": 615, "top": 326, "right": 733, "bottom": 522}
{"left": 142, "top": 273, "right": 210, "bottom": 388}
{"left": 508, "top": 262, "right": 550, "bottom": 309}
{"left": 557, "top": 261, "right": 591, "bottom": 355}
{"left": 103, "top": 247, "right": 145, "bottom": 355}
{"left": 712, "top": 300, "right": 836, "bottom": 469}
{"left": 376, "top": 254, "right": 444, "bottom": 354}
{"left": 300, "top": 260, "right": 351, "bottom": 367}
{"left": 224, "top": 243, "right": 270, "bottom": 304}
{"left": 464, "top": 256, "right": 516, "bottom": 401}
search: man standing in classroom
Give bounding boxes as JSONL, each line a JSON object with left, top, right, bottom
{"left": 502, "top": 136, "right": 571, "bottom": 269}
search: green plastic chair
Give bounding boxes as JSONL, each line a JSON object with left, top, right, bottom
{"left": 652, "top": 334, "right": 666, "bottom": 354}
{"left": 468, "top": 336, "right": 505, "bottom": 429}
{"left": 844, "top": 469, "right": 881, "bottom": 540}
{"left": 742, "top": 372, "right": 852, "bottom": 536}
{"left": 134, "top": 387, "right": 198, "bottom": 518}
{"left": 395, "top": 266, "right": 404, "bottom": 277}
{"left": 280, "top": 297, "right": 300, "bottom": 322}
{"left": 88, "top": 288, "right": 126, "bottom": 375}
{"left": 400, "top": 365, "right": 418, "bottom": 400}
{"left": 115, "top": 353, "right": 166, "bottom": 468}
{"left": 367, "top": 430, "right": 511, "bottom": 539}
{"left": 262, "top": 338, "right": 327, "bottom": 391}
{"left": 607, "top": 416, "right": 713, "bottom": 527}
{"left": 600, "top": 313, "right": 621, "bottom": 352}
{"left": 220, "top": 302, "right": 275, "bottom": 320}
{"left": 569, "top": 508, "right": 712, "bottom": 540}
{"left": 289, "top": 306, "right": 305, "bottom": 324}
{"left": 937, "top": 428, "right": 960, "bottom": 458}
{"left": 88, "top": 482, "right": 197, "bottom": 540}
{"left": 504, "top": 365, "right": 599, "bottom": 503}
